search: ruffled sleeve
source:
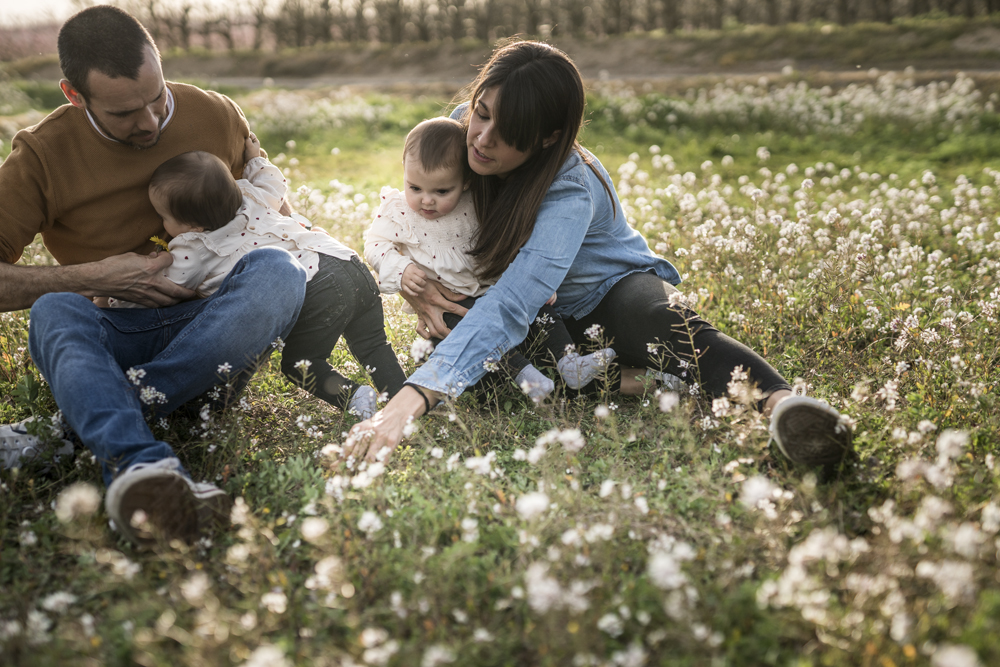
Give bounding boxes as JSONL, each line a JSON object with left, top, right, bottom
{"left": 364, "top": 187, "right": 420, "bottom": 294}
{"left": 241, "top": 156, "right": 287, "bottom": 210}
{"left": 163, "top": 232, "right": 222, "bottom": 291}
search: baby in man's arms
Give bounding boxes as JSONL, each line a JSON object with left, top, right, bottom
{"left": 110, "top": 134, "right": 406, "bottom": 418}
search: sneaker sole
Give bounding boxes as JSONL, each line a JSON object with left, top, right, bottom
{"left": 107, "top": 474, "right": 199, "bottom": 546}
{"left": 194, "top": 488, "right": 234, "bottom": 534}
{"left": 771, "top": 400, "right": 853, "bottom": 469}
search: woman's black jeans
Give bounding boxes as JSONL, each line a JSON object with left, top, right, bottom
{"left": 437, "top": 297, "right": 574, "bottom": 377}
{"left": 562, "top": 270, "right": 791, "bottom": 400}
{"left": 281, "top": 254, "right": 406, "bottom": 408}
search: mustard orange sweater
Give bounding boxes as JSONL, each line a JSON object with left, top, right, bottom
{"left": 0, "top": 83, "right": 252, "bottom": 265}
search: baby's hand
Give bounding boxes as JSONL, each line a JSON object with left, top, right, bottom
{"left": 401, "top": 264, "right": 427, "bottom": 296}
{"left": 546, "top": 292, "right": 558, "bottom": 306}
{"left": 244, "top": 133, "right": 261, "bottom": 161}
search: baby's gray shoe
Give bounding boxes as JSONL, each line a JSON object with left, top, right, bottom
{"left": 558, "top": 348, "right": 617, "bottom": 389}
{"left": 516, "top": 365, "right": 555, "bottom": 402}
{"left": 347, "top": 386, "right": 378, "bottom": 420}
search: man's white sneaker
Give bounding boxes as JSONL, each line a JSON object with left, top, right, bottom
{"left": 0, "top": 418, "right": 74, "bottom": 469}
{"left": 105, "top": 457, "right": 229, "bottom": 546}
{"left": 769, "top": 396, "right": 854, "bottom": 472}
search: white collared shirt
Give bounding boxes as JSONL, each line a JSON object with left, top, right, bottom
{"left": 85, "top": 86, "right": 176, "bottom": 143}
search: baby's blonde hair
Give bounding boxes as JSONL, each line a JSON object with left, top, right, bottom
{"left": 403, "top": 117, "right": 470, "bottom": 179}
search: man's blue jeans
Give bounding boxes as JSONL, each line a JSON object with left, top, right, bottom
{"left": 28, "top": 247, "right": 307, "bottom": 486}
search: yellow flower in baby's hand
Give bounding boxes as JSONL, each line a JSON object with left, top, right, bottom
{"left": 150, "top": 235, "right": 170, "bottom": 251}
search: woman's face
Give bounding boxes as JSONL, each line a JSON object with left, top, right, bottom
{"left": 467, "top": 87, "right": 533, "bottom": 178}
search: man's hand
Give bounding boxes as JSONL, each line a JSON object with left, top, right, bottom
{"left": 90, "top": 252, "right": 196, "bottom": 307}
{"left": 400, "top": 279, "right": 469, "bottom": 339}
{"left": 0, "top": 251, "right": 196, "bottom": 312}
{"left": 401, "top": 264, "right": 427, "bottom": 296}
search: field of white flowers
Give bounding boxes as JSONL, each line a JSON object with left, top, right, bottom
{"left": 1, "top": 70, "right": 998, "bottom": 666}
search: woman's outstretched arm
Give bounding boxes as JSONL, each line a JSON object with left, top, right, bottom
{"left": 343, "top": 385, "right": 443, "bottom": 462}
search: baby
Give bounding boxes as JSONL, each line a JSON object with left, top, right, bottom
{"left": 114, "top": 134, "right": 406, "bottom": 418}
{"left": 364, "top": 117, "right": 615, "bottom": 399}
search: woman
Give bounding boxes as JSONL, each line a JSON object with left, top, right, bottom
{"left": 344, "top": 41, "right": 853, "bottom": 472}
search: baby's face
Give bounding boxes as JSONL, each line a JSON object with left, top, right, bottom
{"left": 149, "top": 186, "right": 204, "bottom": 238}
{"left": 403, "top": 159, "right": 467, "bottom": 221}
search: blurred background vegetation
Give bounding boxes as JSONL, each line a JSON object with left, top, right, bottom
{"left": 2, "top": 0, "right": 1000, "bottom": 71}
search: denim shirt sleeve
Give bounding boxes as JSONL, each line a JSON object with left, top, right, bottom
{"left": 408, "top": 173, "right": 593, "bottom": 396}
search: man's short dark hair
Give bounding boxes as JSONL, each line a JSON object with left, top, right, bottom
{"left": 150, "top": 152, "right": 243, "bottom": 232}
{"left": 58, "top": 6, "right": 160, "bottom": 100}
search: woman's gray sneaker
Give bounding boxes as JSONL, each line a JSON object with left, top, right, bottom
{"left": 768, "top": 396, "right": 854, "bottom": 472}
{"left": 0, "top": 418, "right": 75, "bottom": 469}
{"left": 105, "top": 457, "right": 231, "bottom": 546}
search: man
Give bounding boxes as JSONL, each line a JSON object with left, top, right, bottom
{"left": 0, "top": 6, "right": 306, "bottom": 546}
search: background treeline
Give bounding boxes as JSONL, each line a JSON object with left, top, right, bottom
{"left": 125, "top": 0, "right": 1000, "bottom": 51}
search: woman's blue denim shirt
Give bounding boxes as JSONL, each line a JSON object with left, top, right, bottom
{"left": 409, "top": 107, "right": 680, "bottom": 396}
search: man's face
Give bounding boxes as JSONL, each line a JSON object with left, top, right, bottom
{"left": 68, "top": 45, "right": 169, "bottom": 149}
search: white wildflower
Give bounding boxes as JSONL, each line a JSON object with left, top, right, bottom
{"left": 647, "top": 552, "right": 687, "bottom": 590}
{"left": 516, "top": 492, "right": 550, "bottom": 521}
{"left": 936, "top": 429, "right": 969, "bottom": 461}
{"left": 241, "top": 645, "right": 291, "bottom": 667}
{"left": 300, "top": 517, "right": 329, "bottom": 542}
{"left": 261, "top": 589, "right": 288, "bottom": 614}
{"left": 658, "top": 391, "right": 680, "bottom": 412}
{"left": 421, "top": 644, "right": 456, "bottom": 667}
{"left": 180, "top": 572, "right": 210, "bottom": 605}
{"left": 360, "top": 627, "right": 390, "bottom": 648}
{"left": 40, "top": 592, "right": 77, "bottom": 614}
{"left": 54, "top": 483, "right": 101, "bottom": 523}
{"left": 364, "top": 640, "right": 400, "bottom": 666}
{"left": 465, "top": 452, "right": 495, "bottom": 475}
{"left": 584, "top": 524, "right": 614, "bottom": 542}
{"left": 410, "top": 338, "right": 434, "bottom": 363}
{"left": 358, "top": 511, "right": 383, "bottom": 537}
{"left": 597, "top": 612, "right": 625, "bottom": 637}
{"left": 931, "top": 644, "right": 982, "bottom": 667}
{"left": 740, "top": 475, "right": 779, "bottom": 509}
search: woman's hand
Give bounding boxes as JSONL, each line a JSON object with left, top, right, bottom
{"left": 401, "top": 279, "right": 469, "bottom": 339}
{"left": 342, "top": 386, "right": 440, "bottom": 465}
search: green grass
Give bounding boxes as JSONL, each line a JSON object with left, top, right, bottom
{"left": 1, "top": 75, "right": 999, "bottom": 666}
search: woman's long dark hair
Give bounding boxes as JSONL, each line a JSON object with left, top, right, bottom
{"left": 462, "top": 40, "right": 612, "bottom": 281}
